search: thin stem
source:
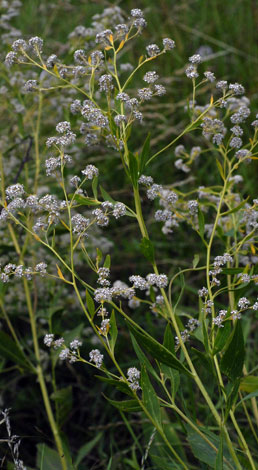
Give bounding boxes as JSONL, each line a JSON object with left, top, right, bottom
{"left": 243, "top": 365, "right": 258, "bottom": 428}
{"left": 23, "top": 278, "right": 67, "bottom": 470}
{"left": 147, "top": 101, "right": 213, "bottom": 165}
{"left": 230, "top": 411, "right": 256, "bottom": 470}
{"left": 213, "top": 355, "right": 256, "bottom": 470}
{"left": 33, "top": 92, "right": 43, "bottom": 193}
{"left": 205, "top": 159, "right": 231, "bottom": 345}
{"left": 132, "top": 184, "right": 242, "bottom": 469}
{"left": 4, "top": 196, "right": 67, "bottom": 469}
{"left": 239, "top": 391, "right": 258, "bottom": 445}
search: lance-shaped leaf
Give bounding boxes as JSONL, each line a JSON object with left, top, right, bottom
{"left": 141, "top": 366, "right": 162, "bottom": 427}
{"left": 131, "top": 334, "right": 160, "bottom": 382}
{"left": 100, "top": 186, "right": 117, "bottom": 204}
{"left": 73, "top": 194, "right": 100, "bottom": 206}
{"left": 128, "top": 151, "right": 139, "bottom": 188}
{"left": 225, "top": 379, "right": 240, "bottom": 421}
{"left": 104, "top": 396, "right": 141, "bottom": 412}
{"left": 86, "top": 289, "right": 95, "bottom": 319}
{"left": 92, "top": 176, "right": 98, "bottom": 199}
{"left": 161, "top": 325, "right": 180, "bottom": 399}
{"left": 240, "top": 375, "right": 258, "bottom": 393}
{"left": 109, "top": 310, "right": 118, "bottom": 354}
{"left": 0, "top": 331, "right": 32, "bottom": 371}
{"left": 212, "top": 321, "right": 231, "bottom": 356}
{"left": 215, "top": 431, "right": 224, "bottom": 470}
{"left": 220, "top": 321, "right": 245, "bottom": 381}
{"left": 95, "top": 376, "right": 134, "bottom": 397}
{"left": 128, "top": 323, "right": 192, "bottom": 377}
{"left": 103, "top": 254, "right": 111, "bottom": 268}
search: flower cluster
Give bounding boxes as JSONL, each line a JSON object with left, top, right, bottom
{"left": 175, "top": 318, "right": 200, "bottom": 346}
{"left": 129, "top": 273, "right": 168, "bottom": 290}
{"left": 44, "top": 334, "right": 82, "bottom": 363}
{"left": 0, "top": 262, "right": 47, "bottom": 283}
{"left": 127, "top": 367, "right": 141, "bottom": 391}
{"left": 89, "top": 349, "right": 104, "bottom": 368}
{"left": 209, "top": 253, "right": 233, "bottom": 287}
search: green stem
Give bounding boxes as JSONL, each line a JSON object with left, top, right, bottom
{"left": 23, "top": 279, "right": 67, "bottom": 470}
{"left": 132, "top": 185, "right": 242, "bottom": 469}
{"left": 239, "top": 391, "right": 258, "bottom": 444}
{"left": 5, "top": 200, "right": 67, "bottom": 469}
{"left": 230, "top": 411, "right": 256, "bottom": 470}
{"left": 160, "top": 398, "right": 235, "bottom": 470}
{"left": 33, "top": 92, "right": 43, "bottom": 193}
{"left": 243, "top": 365, "right": 258, "bottom": 428}
{"left": 147, "top": 101, "right": 213, "bottom": 165}
{"left": 213, "top": 355, "right": 256, "bottom": 470}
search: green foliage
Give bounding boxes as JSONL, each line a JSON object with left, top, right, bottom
{"left": 141, "top": 366, "right": 162, "bottom": 427}
{"left": 128, "top": 323, "right": 192, "bottom": 376}
{"left": 0, "top": 331, "right": 32, "bottom": 371}
{"left": 221, "top": 321, "right": 245, "bottom": 381}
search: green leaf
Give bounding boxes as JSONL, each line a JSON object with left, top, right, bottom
{"left": 139, "top": 237, "right": 155, "bottom": 264}
{"left": 235, "top": 391, "right": 258, "bottom": 410}
{"left": 109, "top": 310, "right": 118, "bottom": 354}
{"left": 217, "top": 225, "right": 226, "bottom": 242}
{"left": 86, "top": 290, "right": 95, "bottom": 319}
{"left": 75, "top": 432, "right": 103, "bottom": 467}
{"left": 141, "top": 366, "right": 162, "bottom": 427}
{"left": 193, "top": 254, "right": 200, "bottom": 268}
{"left": 108, "top": 114, "right": 117, "bottom": 137}
{"left": 103, "top": 254, "right": 111, "bottom": 269}
{"left": 221, "top": 321, "right": 245, "bottom": 381}
{"left": 240, "top": 375, "right": 258, "bottom": 393}
{"left": 222, "top": 198, "right": 248, "bottom": 216}
{"left": 50, "top": 386, "right": 73, "bottom": 428}
{"left": 131, "top": 334, "right": 160, "bottom": 382}
{"left": 187, "top": 427, "right": 217, "bottom": 467}
{"left": 96, "top": 247, "right": 102, "bottom": 268}
{"left": 128, "top": 151, "right": 139, "bottom": 188}
{"left": 139, "top": 133, "right": 151, "bottom": 173}
{"left": 191, "top": 348, "right": 214, "bottom": 375}
{"left": 221, "top": 268, "right": 244, "bottom": 275}
{"left": 215, "top": 431, "right": 224, "bottom": 470}
{"left": 149, "top": 285, "right": 156, "bottom": 302}
{"left": 187, "top": 427, "right": 233, "bottom": 470}
{"left": 73, "top": 194, "right": 100, "bottom": 206}
{"left": 36, "top": 444, "right": 62, "bottom": 470}
{"left": 104, "top": 396, "right": 141, "bottom": 412}
{"left": 212, "top": 321, "right": 231, "bottom": 355}
{"left": 149, "top": 455, "right": 182, "bottom": 470}
{"left": 163, "top": 324, "right": 175, "bottom": 352}
{"left": 225, "top": 380, "right": 240, "bottom": 421}
{"left": 202, "top": 319, "right": 209, "bottom": 354}
{"left": 128, "top": 323, "right": 192, "bottom": 377}
{"left": 0, "top": 331, "right": 31, "bottom": 370}
{"left": 95, "top": 376, "right": 134, "bottom": 397}
{"left": 92, "top": 176, "right": 98, "bottom": 199}
{"left": 198, "top": 207, "right": 205, "bottom": 240}
{"left": 161, "top": 328, "right": 180, "bottom": 400}
{"left": 100, "top": 186, "right": 117, "bottom": 204}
